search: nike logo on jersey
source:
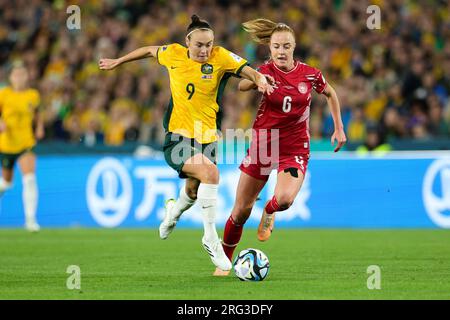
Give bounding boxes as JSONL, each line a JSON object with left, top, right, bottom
{"left": 170, "top": 66, "right": 177, "bottom": 69}
{"left": 202, "top": 205, "right": 213, "bottom": 209}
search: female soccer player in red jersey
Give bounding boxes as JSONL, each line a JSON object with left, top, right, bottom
{"left": 216, "top": 19, "right": 347, "bottom": 275}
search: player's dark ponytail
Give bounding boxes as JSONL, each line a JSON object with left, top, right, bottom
{"left": 186, "top": 14, "right": 212, "bottom": 38}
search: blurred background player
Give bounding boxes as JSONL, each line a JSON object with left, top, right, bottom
{"left": 216, "top": 19, "right": 347, "bottom": 275}
{"left": 99, "top": 15, "right": 273, "bottom": 272}
{"left": 0, "top": 62, "right": 44, "bottom": 232}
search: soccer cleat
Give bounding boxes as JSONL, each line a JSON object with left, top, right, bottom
{"left": 213, "top": 267, "right": 230, "bottom": 276}
{"left": 25, "top": 222, "right": 40, "bottom": 233}
{"left": 202, "top": 237, "right": 232, "bottom": 271}
{"left": 159, "top": 199, "right": 177, "bottom": 239}
{"left": 257, "top": 208, "right": 275, "bottom": 242}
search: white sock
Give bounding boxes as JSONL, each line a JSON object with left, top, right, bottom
{"left": 22, "top": 173, "right": 38, "bottom": 225}
{"left": 172, "top": 185, "right": 196, "bottom": 220}
{"left": 197, "top": 183, "right": 219, "bottom": 242}
{"left": 0, "top": 178, "right": 12, "bottom": 197}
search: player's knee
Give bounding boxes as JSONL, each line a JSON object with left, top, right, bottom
{"left": 276, "top": 194, "right": 294, "bottom": 211}
{"left": 199, "top": 164, "right": 219, "bottom": 184}
{"left": 231, "top": 205, "right": 252, "bottom": 225}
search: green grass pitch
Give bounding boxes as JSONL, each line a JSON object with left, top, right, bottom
{"left": 0, "top": 228, "right": 449, "bottom": 299}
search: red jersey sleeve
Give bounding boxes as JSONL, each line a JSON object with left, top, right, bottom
{"left": 256, "top": 63, "right": 269, "bottom": 74}
{"left": 312, "top": 69, "right": 327, "bottom": 94}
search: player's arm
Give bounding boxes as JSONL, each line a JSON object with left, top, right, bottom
{"left": 34, "top": 106, "right": 45, "bottom": 140}
{"left": 238, "top": 79, "right": 257, "bottom": 91}
{"left": 238, "top": 69, "right": 277, "bottom": 92}
{"left": 322, "top": 84, "right": 347, "bottom": 152}
{"left": 98, "top": 46, "right": 159, "bottom": 70}
{"left": 239, "top": 66, "right": 274, "bottom": 95}
{"left": 0, "top": 90, "right": 5, "bottom": 133}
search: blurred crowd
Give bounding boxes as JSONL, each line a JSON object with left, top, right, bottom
{"left": 0, "top": 0, "right": 449, "bottom": 148}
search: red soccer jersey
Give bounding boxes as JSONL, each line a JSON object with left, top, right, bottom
{"left": 252, "top": 60, "right": 327, "bottom": 155}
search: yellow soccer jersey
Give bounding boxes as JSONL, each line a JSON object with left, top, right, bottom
{"left": 0, "top": 87, "right": 40, "bottom": 154}
{"left": 157, "top": 43, "right": 248, "bottom": 144}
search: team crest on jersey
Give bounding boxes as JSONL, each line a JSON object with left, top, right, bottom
{"left": 201, "top": 63, "right": 213, "bottom": 74}
{"left": 298, "top": 82, "right": 308, "bottom": 94}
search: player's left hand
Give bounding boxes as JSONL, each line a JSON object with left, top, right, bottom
{"left": 264, "top": 75, "right": 278, "bottom": 89}
{"left": 256, "top": 74, "right": 274, "bottom": 95}
{"left": 331, "top": 128, "right": 346, "bottom": 152}
{"left": 99, "top": 58, "right": 120, "bottom": 70}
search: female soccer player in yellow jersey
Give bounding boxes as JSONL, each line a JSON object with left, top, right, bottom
{"left": 0, "top": 63, "right": 44, "bottom": 232}
{"left": 99, "top": 15, "right": 274, "bottom": 272}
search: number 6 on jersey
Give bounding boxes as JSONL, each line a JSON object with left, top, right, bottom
{"left": 282, "top": 96, "right": 292, "bottom": 113}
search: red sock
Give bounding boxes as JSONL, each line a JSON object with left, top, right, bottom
{"left": 265, "top": 196, "right": 281, "bottom": 214}
{"left": 222, "top": 215, "right": 243, "bottom": 261}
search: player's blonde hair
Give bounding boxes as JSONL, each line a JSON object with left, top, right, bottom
{"left": 242, "top": 19, "right": 295, "bottom": 45}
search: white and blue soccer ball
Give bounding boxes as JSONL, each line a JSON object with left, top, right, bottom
{"left": 233, "top": 248, "right": 270, "bottom": 281}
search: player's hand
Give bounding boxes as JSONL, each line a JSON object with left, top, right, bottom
{"left": 264, "top": 75, "right": 278, "bottom": 89}
{"left": 98, "top": 58, "right": 120, "bottom": 70}
{"left": 0, "top": 120, "right": 6, "bottom": 133}
{"left": 256, "top": 74, "right": 274, "bottom": 95}
{"left": 331, "top": 127, "right": 347, "bottom": 152}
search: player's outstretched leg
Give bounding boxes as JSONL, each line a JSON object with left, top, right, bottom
{"left": 159, "top": 182, "right": 196, "bottom": 239}
{"left": 159, "top": 199, "right": 177, "bottom": 239}
{"left": 213, "top": 215, "right": 243, "bottom": 276}
{"left": 181, "top": 154, "right": 231, "bottom": 271}
{"left": 199, "top": 183, "right": 232, "bottom": 271}
{"left": 213, "top": 171, "right": 266, "bottom": 276}
{"left": 257, "top": 168, "right": 305, "bottom": 241}
{"left": 257, "top": 198, "right": 278, "bottom": 241}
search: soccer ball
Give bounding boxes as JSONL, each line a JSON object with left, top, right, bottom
{"left": 233, "top": 248, "right": 270, "bottom": 281}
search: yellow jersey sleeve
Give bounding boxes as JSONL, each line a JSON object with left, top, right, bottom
{"left": 217, "top": 47, "right": 248, "bottom": 76}
{"left": 0, "top": 87, "right": 5, "bottom": 113}
{"left": 28, "top": 89, "right": 40, "bottom": 111}
{"left": 157, "top": 43, "right": 184, "bottom": 67}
